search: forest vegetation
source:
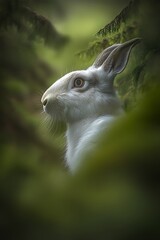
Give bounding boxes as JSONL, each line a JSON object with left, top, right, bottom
{"left": 0, "top": 0, "right": 160, "bottom": 239}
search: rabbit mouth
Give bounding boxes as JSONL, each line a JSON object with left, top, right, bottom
{"left": 42, "top": 96, "right": 65, "bottom": 121}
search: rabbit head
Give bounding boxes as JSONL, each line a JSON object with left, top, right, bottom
{"left": 41, "top": 38, "right": 141, "bottom": 122}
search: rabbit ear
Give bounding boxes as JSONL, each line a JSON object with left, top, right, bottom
{"left": 101, "top": 38, "right": 141, "bottom": 75}
{"left": 92, "top": 44, "right": 121, "bottom": 68}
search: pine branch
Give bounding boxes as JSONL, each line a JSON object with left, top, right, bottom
{"left": 96, "top": 0, "right": 137, "bottom": 37}
{"left": 77, "top": 0, "right": 139, "bottom": 59}
{"left": 0, "top": 0, "right": 69, "bottom": 48}
{"left": 22, "top": 6, "right": 69, "bottom": 47}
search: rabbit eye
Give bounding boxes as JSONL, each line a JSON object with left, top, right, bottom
{"left": 73, "top": 78, "right": 85, "bottom": 88}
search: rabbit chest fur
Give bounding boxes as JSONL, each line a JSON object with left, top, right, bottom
{"left": 66, "top": 115, "right": 117, "bottom": 171}
{"left": 41, "top": 38, "right": 141, "bottom": 172}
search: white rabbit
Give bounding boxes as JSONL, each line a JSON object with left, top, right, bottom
{"left": 41, "top": 38, "right": 141, "bottom": 172}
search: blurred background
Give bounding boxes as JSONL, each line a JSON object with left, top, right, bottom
{"left": 0, "top": 0, "right": 160, "bottom": 239}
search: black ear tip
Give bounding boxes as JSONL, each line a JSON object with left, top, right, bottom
{"left": 127, "top": 37, "right": 142, "bottom": 45}
{"left": 134, "top": 37, "right": 142, "bottom": 43}
{"left": 121, "top": 38, "right": 142, "bottom": 49}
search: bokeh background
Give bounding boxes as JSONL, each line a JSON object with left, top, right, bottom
{"left": 0, "top": 0, "right": 160, "bottom": 239}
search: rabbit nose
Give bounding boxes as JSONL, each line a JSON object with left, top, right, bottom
{"left": 42, "top": 98, "right": 48, "bottom": 106}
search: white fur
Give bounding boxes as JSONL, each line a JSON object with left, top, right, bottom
{"left": 66, "top": 115, "right": 117, "bottom": 171}
{"left": 41, "top": 38, "right": 140, "bottom": 172}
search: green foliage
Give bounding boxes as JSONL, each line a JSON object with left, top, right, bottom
{"left": 77, "top": 0, "right": 139, "bottom": 59}
{"left": 0, "top": 0, "right": 68, "bottom": 48}
{"left": 77, "top": 0, "right": 160, "bottom": 111}
{"left": 96, "top": 0, "right": 137, "bottom": 37}
{"left": 0, "top": 2, "right": 62, "bottom": 166}
{"left": 1, "top": 86, "right": 160, "bottom": 239}
{"left": 0, "top": 0, "right": 160, "bottom": 239}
